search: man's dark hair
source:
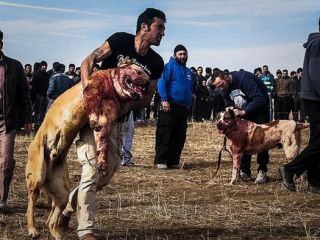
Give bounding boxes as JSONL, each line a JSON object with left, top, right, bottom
{"left": 211, "top": 68, "right": 228, "bottom": 83}
{"left": 205, "top": 67, "right": 212, "bottom": 74}
{"left": 54, "top": 63, "right": 62, "bottom": 72}
{"left": 283, "top": 69, "right": 288, "bottom": 74}
{"left": 25, "top": 64, "right": 32, "bottom": 69}
{"left": 40, "top": 61, "right": 47, "bottom": 67}
{"left": 52, "top": 62, "right": 60, "bottom": 69}
{"left": 69, "top": 63, "right": 75, "bottom": 68}
{"left": 263, "top": 65, "right": 268, "bottom": 68}
{"left": 297, "top": 67, "right": 303, "bottom": 73}
{"left": 0, "top": 30, "right": 3, "bottom": 41}
{"left": 136, "top": 8, "right": 166, "bottom": 33}
{"left": 254, "top": 67, "right": 262, "bottom": 75}
{"left": 290, "top": 71, "right": 296, "bottom": 77}
{"left": 33, "top": 62, "right": 41, "bottom": 71}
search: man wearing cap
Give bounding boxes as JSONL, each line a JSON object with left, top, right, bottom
{"left": 0, "top": 30, "right": 32, "bottom": 210}
{"left": 154, "top": 44, "right": 193, "bottom": 169}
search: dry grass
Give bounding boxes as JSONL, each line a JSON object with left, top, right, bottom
{"left": 0, "top": 121, "right": 319, "bottom": 240}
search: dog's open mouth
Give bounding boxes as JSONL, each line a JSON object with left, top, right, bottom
{"left": 216, "top": 123, "right": 227, "bottom": 134}
{"left": 125, "top": 77, "right": 147, "bottom": 99}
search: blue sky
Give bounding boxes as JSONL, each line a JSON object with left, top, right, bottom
{"left": 0, "top": 0, "right": 319, "bottom": 74}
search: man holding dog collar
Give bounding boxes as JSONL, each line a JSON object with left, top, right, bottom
{"left": 211, "top": 69, "right": 270, "bottom": 184}
{"left": 59, "top": 8, "right": 166, "bottom": 240}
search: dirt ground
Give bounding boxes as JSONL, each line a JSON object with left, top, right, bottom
{"left": 0, "top": 121, "right": 319, "bottom": 240}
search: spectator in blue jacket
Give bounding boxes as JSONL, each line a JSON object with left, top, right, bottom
{"left": 154, "top": 44, "right": 193, "bottom": 169}
{"left": 211, "top": 69, "right": 270, "bottom": 184}
{"left": 46, "top": 63, "right": 74, "bottom": 111}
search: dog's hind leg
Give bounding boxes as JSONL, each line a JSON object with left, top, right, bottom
{"left": 46, "top": 157, "right": 69, "bottom": 240}
{"left": 282, "top": 135, "right": 299, "bottom": 162}
{"left": 26, "top": 182, "right": 41, "bottom": 239}
{"left": 26, "top": 141, "right": 47, "bottom": 239}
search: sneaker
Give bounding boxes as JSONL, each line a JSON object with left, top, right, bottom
{"left": 255, "top": 170, "right": 268, "bottom": 184}
{"left": 278, "top": 166, "right": 296, "bottom": 191}
{"left": 155, "top": 164, "right": 167, "bottom": 169}
{"left": 307, "top": 184, "right": 320, "bottom": 194}
{"left": 122, "top": 161, "right": 135, "bottom": 167}
{"left": 167, "top": 164, "right": 181, "bottom": 169}
{"left": 240, "top": 170, "right": 252, "bottom": 181}
{"left": 0, "top": 201, "right": 7, "bottom": 211}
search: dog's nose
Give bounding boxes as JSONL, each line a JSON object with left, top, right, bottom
{"left": 216, "top": 121, "right": 224, "bottom": 130}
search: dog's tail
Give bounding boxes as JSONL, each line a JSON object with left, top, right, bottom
{"left": 26, "top": 135, "right": 48, "bottom": 186}
{"left": 295, "top": 122, "right": 310, "bottom": 131}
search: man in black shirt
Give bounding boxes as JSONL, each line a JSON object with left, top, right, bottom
{"left": 59, "top": 8, "right": 166, "bottom": 240}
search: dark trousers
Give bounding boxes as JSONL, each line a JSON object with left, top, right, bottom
{"left": 274, "top": 96, "right": 292, "bottom": 120}
{"left": 240, "top": 107, "right": 270, "bottom": 175}
{"left": 0, "top": 122, "right": 16, "bottom": 204}
{"left": 292, "top": 95, "right": 307, "bottom": 122}
{"left": 154, "top": 104, "right": 188, "bottom": 165}
{"left": 285, "top": 99, "right": 320, "bottom": 186}
{"left": 34, "top": 95, "right": 48, "bottom": 129}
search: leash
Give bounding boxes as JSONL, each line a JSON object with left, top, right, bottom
{"left": 215, "top": 136, "right": 232, "bottom": 176}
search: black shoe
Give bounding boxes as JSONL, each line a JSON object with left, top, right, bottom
{"left": 307, "top": 184, "right": 320, "bottom": 194}
{"left": 167, "top": 164, "right": 181, "bottom": 169}
{"left": 278, "top": 166, "right": 296, "bottom": 191}
{"left": 57, "top": 213, "right": 71, "bottom": 232}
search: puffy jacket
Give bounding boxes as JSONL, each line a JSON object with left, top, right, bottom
{"left": 301, "top": 32, "right": 320, "bottom": 101}
{"left": 157, "top": 57, "right": 193, "bottom": 107}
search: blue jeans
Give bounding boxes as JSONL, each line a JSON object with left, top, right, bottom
{"left": 122, "top": 111, "right": 135, "bottom": 165}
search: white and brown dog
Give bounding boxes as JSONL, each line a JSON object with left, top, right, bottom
{"left": 26, "top": 64, "right": 150, "bottom": 239}
{"left": 215, "top": 108, "right": 309, "bottom": 185}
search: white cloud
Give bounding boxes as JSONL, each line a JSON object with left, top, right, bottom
{"left": 0, "top": 1, "right": 106, "bottom": 16}
{"left": 186, "top": 42, "right": 305, "bottom": 73}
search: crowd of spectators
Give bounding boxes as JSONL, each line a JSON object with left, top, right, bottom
{"left": 20, "top": 61, "right": 305, "bottom": 131}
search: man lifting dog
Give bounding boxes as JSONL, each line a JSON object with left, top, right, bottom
{"left": 59, "top": 8, "right": 166, "bottom": 240}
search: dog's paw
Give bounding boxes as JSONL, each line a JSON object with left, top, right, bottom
{"left": 229, "top": 179, "right": 237, "bottom": 185}
{"left": 88, "top": 114, "right": 102, "bottom": 131}
{"left": 28, "top": 228, "right": 40, "bottom": 239}
{"left": 98, "top": 162, "right": 108, "bottom": 177}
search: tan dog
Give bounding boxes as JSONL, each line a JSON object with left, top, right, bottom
{"left": 215, "top": 108, "right": 309, "bottom": 185}
{"left": 26, "top": 64, "right": 149, "bottom": 239}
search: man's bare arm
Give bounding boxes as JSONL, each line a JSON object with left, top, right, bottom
{"left": 81, "top": 41, "right": 112, "bottom": 88}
